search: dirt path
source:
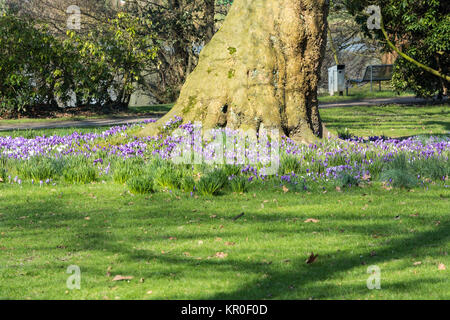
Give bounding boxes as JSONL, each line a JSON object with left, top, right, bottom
{"left": 0, "top": 96, "right": 446, "bottom": 131}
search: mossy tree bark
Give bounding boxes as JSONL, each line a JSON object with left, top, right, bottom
{"left": 140, "top": 0, "right": 330, "bottom": 143}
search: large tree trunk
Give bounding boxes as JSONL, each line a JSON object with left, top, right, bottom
{"left": 140, "top": 0, "right": 330, "bottom": 143}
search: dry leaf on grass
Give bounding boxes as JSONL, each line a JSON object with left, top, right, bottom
{"left": 413, "top": 261, "right": 422, "bottom": 266}
{"left": 215, "top": 252, "right": 228, "bottom": 259}
{"left": 306, "top": 252, "right": 318, "bottom": 264}
{"left": 112, "top": 275, "right": 134, "bottom": 281}
{"left": 304, "top": 218, "right": 320, "bottom": 223}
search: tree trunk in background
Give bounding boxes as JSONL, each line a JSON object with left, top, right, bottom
{"left": 203, "top": 0, "right": 216, "bottom": 43}
{"left": 140, "top": 0, "right": 330, "bottom": 143}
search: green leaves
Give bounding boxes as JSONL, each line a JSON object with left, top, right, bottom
{"left": 347, "top": 0, "right": 449, "bottom": 98}
{"left": 0, "top": 11, "right": 159, "bottom": 115}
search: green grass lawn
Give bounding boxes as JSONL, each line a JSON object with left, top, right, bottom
{"left": 0, "top": 182, "right": 448, "bottom": 300}
{"left": 0, "top": 104, "right": 449, "bottom": 300}
{"left": 0, "top": 126, "right": 113, "bottom": 139}
{"left": 128, "top": 103, "right": 174, "bottom": 115}
{"left": 1, "top": 104, "right": 448, "bottom": 140}
{"left": 318, "top": 83, "right": 414, "bottom": 104}
{"left": 321, "top": 104, "right": 450, "bottom": 138}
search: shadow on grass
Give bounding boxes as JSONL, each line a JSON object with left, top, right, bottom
{"left": 0, "top": 189, "right": 448, "bottom": 299}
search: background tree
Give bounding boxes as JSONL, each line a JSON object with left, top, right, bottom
{"left": 7, "top": 0, "right": 218, "bottom": 104}
{"left": 320, "top": 0, "right": 382, "bottom": 90}
{"left": 0, "top": 2, "right": 158, "bottom": 116}
{"left": 347, "top": 0, "right": 450, "bottom": 98}
{"left": 140, "top": 0, "right": 330, "bottom": 143}
{"left": 126, "top": 0, "right": 218, "bottom": 102}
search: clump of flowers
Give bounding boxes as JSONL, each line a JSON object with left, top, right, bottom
{"left": 0, "top": 118, "right": 448, "bottom": 194}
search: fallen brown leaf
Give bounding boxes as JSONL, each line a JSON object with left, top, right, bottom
{"left": 112, "top": 275, "right": 133, "bottom": 281}
{"left": 306, "top": 252, "right": 318, "bottom": 264}
{"left": 304, "top": 218, "right": 320, "bottom": 223}
{"left": 215, "top": 252, "right": 228, "bottom": 259}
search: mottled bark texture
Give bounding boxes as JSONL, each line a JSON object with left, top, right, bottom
{"left": 140, "top": 0, "right": 330, "bottom": 143}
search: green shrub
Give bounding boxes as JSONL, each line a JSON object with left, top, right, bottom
{"left": 0, "top": 167, "right": 6, "bottom": 183}
{"left": 230, "top": 176, "right": 250, "bottom": 193}
{"left": 17, "top": 157, "right": 64, "bottom": 181}
{"left": 63, "top": 166, "right": 97, "bottom": 184}
{"left": 411, "top": 157, "right": 449, "bottom": 181}
{"left": 282, "top": 176, "right": 309, "bottom": 193}
{"left": 336, "top": 172, "right": 360, "bottom": 188}
{"left": 367, "top": 160, "right": 384, "bottom": 180}
{"left": 222, "top": 164, "right": 242, "bottom": 177}
{"left": 337, "top": 128, "right": 353, "bottom": 140}
{"left": 127, "top": 175, "right": 155, "bottom": 194}
{"left": 63, "top": 157, "right": 97, "bottom": 184}
{"left": 280, "top": 155, "right": 302, "bottom": 175}
{"left": 180, "top": 175, "right": 196, "bottom": 193}
{"left": 0, "top": 12, "right": 158, "bottom": 115}
{"left": 380, "top": 169, "right": 417, "bottom": 189}
{"left": 112, "top": 158, "right": 144, "bottom": 184}
{"left": 387, "top": 154, "right": 409, "bottom": 171}
{"left": 154, "top": 165, "right": 182, "bottom": 190}
{"left": 196, "top": 169, "right": 228, "bottom": 196}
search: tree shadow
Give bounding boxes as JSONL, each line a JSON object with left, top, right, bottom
{"left": 0, "top": 189, "right": 448, "bottom": 299}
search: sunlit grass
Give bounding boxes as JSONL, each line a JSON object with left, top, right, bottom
{"left": 321, "top": 104, "right": 449, "bottom": 138}
{"left": 0, "top": 182, "right": 448, "bottom": 300}
{"left": 318, "top": 83, "right": 414, "bottom": 103}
